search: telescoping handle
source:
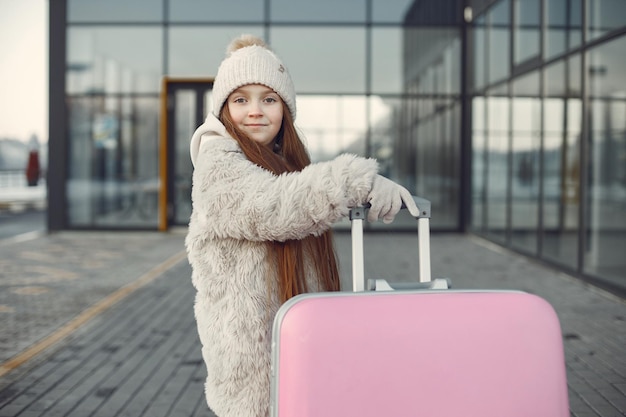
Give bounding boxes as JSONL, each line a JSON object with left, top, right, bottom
{"left": 348, "top": 196, "right": 432, "bottom": 292}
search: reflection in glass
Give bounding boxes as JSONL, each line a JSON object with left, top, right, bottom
{"left": 296, "top": 95, "right": 367, "bottom": 162}
{"left": 488, "top": 0, "right": 510, "bottom": 84}
{"left": 585, "top": 37, "right": 626, "bottom": 288}
{"left": 271, "top": 28, "right": 366, "bottom": 94}
{"left": 371, "top": 28, "right": 404, "bottom": 94}
{"left": 168, "top": 26, "right": 265, "bottom": 78}
{"left": 67, "top": 96, "right": 160, "bottom": 228}
{"left": 173, "top": 91, "right": 196, "bottom": 225}
{"left": 369, "top": 96, "right": 399, "bottom": 177}
{"left": 510, "top": 72, "right": 540, "bottom": 254}
{"left": 546, "top": 0, "right": 582, "bottom": 59}
{"left": 413, "top": 101, "right": 460, "bottom": 230}
{"left": 403, "top": 28, "right": 461, "bottom": 95}
{"left": 372, "top": 0, "right": 414, "bottom": 23}
{"left": 399, "top": 25, "right": 462, "bottom": 230}
{"left": 67, "top": 27, "right": 163, "bottom": 94}
{"left": 514, "top": 0, "right": 540, "bottom": 64}
{"left": 472, "top": 97, "right": 487, "bottom": 231}
{"left": 442, "top": 104, "right": 461, "bottom": 228}
{"left": 397, "top": 90, "right": 417, "bottom": 191}
{"left": 543, "top": 57, "right": 581, "bottom": 269}
{"left": 378, "top": 97, "right": 458, "bottom": 230}
{"left": 169, "top": 0, "right": 263, "bottom": 22}
{"left": 68, "top": 0, "right": 163, "bottom": 22}
{"left": 270, "top": 0, "right": 365, "bottom": 23}
{"left": 473, "top": 16, "right": 487, "bottom": 91}
{"left": 588, "top": 0, "right": 626, "bottom": 41}
{"left": 485, "top": 88, "right": 509, "bottom": 243}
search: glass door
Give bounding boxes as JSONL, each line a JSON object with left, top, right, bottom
{"left": 160, "top": 78, "right": 213, "bottom": 230}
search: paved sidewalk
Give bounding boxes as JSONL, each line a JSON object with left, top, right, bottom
{"left": 0, "top": 230, "right": 186, "bottom": 365}
{"left": 0, "top": 230, "right": 624, "bottom": 416}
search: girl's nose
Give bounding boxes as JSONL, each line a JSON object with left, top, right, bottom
{"left": 248, "top": 101, "right": 263, "bottom": 116}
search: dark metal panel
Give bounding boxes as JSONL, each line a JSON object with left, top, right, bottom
{"left": 468, "top": 0, "right": 500, "bottom": 17}
{"left": 459, "top": 0, "right": 472, "bottom": 232}
{"left": 578, "top": 0, "right": 589, "bottom": 274}
{"left": 48, "top": 0, "right": 68, "bottom": 231}
{"left": 404, "top": 0, "right": 463, "bottom": 26}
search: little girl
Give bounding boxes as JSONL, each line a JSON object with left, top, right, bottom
{"left": 185, "top": 34, "right": 417, "bottom": 417}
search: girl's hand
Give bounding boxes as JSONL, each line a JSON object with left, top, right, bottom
{"left": 367, "top": 175, "right": 419, "bottom": 223}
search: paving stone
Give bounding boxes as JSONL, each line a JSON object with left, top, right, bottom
{"left": 0, "top": 231, "right": 624, "bottom": 417}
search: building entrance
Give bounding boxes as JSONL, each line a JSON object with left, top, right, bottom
{"left": 159, "top": 78, "right": 213, "bottom": 230}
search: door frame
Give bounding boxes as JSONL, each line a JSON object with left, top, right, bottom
{"left": 159, "top": 77, "right": 214, "bottom": 231}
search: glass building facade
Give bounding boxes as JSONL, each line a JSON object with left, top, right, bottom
{"left": 48, "top": 0, "right": 626, "bottom": 294}
{"left": 468, "top": 0, "right": 626, "bottom": 294}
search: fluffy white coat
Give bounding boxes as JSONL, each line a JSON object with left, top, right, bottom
{"left": 185, "top": 114, "right": 378, "bottom": 417}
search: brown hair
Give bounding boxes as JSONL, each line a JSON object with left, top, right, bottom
{"left": 220, "top": 101, "right": 341, "bottom": 303}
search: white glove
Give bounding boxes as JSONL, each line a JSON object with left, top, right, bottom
{"left": 367, "top": 175, "right": 419, "bottom": 223}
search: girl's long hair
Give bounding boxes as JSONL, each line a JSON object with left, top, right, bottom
{"left": 220, "top": 101, "right": 341, "bottom": 303}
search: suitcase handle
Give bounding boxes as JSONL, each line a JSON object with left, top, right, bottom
{"left": 348, "top": 196, "right": 431, "bottom": 292}
{"left": 353, "top": 196, "right": 431, "bottom": 219}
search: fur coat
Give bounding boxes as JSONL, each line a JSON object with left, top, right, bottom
{"left": 185, "top": 114, "right": 378, "bottom": 417}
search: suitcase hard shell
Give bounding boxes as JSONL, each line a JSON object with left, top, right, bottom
{"left": 270, "top": 198, "right": 569, "bottom": 417}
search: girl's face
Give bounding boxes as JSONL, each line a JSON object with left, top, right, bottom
{"left": 226, "top": 84, "right": 284, "bottom": 148}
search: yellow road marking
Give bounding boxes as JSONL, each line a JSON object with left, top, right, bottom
{"left": 0, "top": 250, "right": 187, "bottom": 378}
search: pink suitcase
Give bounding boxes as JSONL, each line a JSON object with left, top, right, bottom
{"left": 270, "top": 198, "right": 570, "bottom": 417}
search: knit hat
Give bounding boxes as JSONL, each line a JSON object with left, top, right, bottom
{"left": 212, "top": 34, "right": 296, "bottom": 119}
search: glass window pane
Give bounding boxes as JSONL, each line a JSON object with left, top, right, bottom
{"left": 168, "top": 26, "right": 265, "bottom": 79}
{"left": 270, "top": 0, "right": 365, "bottom": 23}
{"left": 588, "top": 0, "right": 626, "bottom": 41}
{"left": 67, "top": 96, "right": 160, "bottom": 228}
{"left": 543, "top": 57, "right": 582, "bottom": 269}
{"left": 371, "top": 28, "right": 403, "bottom": 94}
{"left": 372, "top": 0, "right": 414, "bottom": 23}
{"left": 488, "top": 0, "right": 510, "bottom": 84}
{"left": 486, "top": 87, "right": 509, "bottom": 243}
{"left": 402, "top": 28, "right": 461, "bottom": 96}
{"left": 445, "top": 37, "right": 462, "bottom": 94}
{"left": 169, "top": 0, "right": 264, "bottom": 22}
{"left": 401, "top": 0, "right": 461, "bottom": 25}
{"left": 546, "top": 0, "right": 583, "bottom": 59}
{"left": 369, "top": 97, "right": 420, "bottom": 227}
{"left": 510, "top": 71, "right": 540, "bottom": 254}
{"left": 514, "top": 0, "right": 540, "bottom": 64}
{"left": 68, "top": 0, "right": 163, "bottom": 22}
{"left": 585, "top": 37, "right": 626, "bottom": 289}
{"left": 409, "top": 92, "right": 461, "bottom": 229}
{"left": 270, "top": 28, "right": 366, "bottom": 94}
{"left": 570, "top": 0, "right": 583, "bottom": 49}
{"left": 472, "top": 96, "right": 487, "bottom": 231}
{"left": 441, "top": 104, "right": 461, "bottom": 229}
{"left": 67, "top": 27, "right": 163, "bottom": 94}
{"left": 296, "top": 95, "right": 367, "bottom": 162}
{"left": 369, "top": 96, "right": 398, "bottom": 175}
{"left": 414, "top": 105, "right": 460, "bottom": 230}
{"left": 397, "top": 95, "right": 417, "bottom": 191}
{"left": 473, "top": 15, "right": 487, "bottom": 91}
{"left": 172, "top": 89, "right": 201, "bottom": 225}
{"left": 546, "top": 0, "right": 567, "bottom": 57}
{"left": 375, "top": 96, "right": 459, "bottom": 229}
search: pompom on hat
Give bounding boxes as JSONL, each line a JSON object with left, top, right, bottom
{"left": 212, "top": 34, "right": 296, "bottom": 119}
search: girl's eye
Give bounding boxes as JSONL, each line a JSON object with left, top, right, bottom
{"left": 264, "top": 97, "right": 278, "bottom": 103}
{"left": 233, "top": 97, "right": 246, "bottom": 103}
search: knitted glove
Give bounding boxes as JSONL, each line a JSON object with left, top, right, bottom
{"left": 367, "top": 175, "right": 419, "bottom": 223}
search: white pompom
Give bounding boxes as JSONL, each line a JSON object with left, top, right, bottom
{"left": 226, "top": 34, "right": 267, "bottom": 56}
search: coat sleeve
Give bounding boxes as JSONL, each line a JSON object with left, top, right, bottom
{"left": 189, "top": 136, "right": 378, "bottom": 242}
